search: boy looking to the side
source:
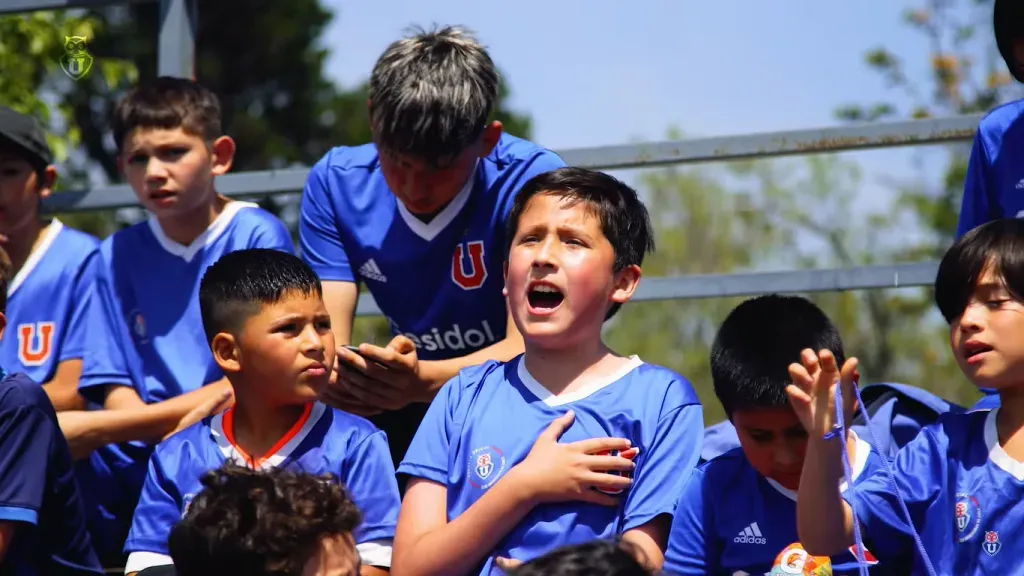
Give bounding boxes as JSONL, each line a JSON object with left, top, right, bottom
{"left": 0, "top": 106, "right": 99, "bottom": 411}
{"left": 124, "top": 249, "right": 400, "bottom": 576}
{"left": 393, "top": 167, "right": 704, "bottom": 575}
{"left": 66, "top": 77, "right": 295, "bottom": 564}
{"left": 791, "top": 218, "right": 1024, "bottom": 573}
{"left": 663, "top": 294, "right": 885, "bottom": 575}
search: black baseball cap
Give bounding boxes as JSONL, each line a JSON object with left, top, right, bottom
{"left": 0, "top": 106, "right": 53, "bottom": 171}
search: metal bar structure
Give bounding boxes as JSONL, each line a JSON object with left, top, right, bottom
{"left": 156, "top": 0, "right": 195, "bottom": 78}
{"left": 3, "top": 0, "right": 984, "bottom": 317}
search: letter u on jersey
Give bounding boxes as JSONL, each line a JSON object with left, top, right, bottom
{"left": 18, "top": 322, "right": 54, "bottom": 366}
{"left": 451, "top": 241, "right": 488, "bottom": 290}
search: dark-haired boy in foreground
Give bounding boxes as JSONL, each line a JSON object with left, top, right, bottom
{"left": 123, "top": 249, "right": 400, "bottom": 576}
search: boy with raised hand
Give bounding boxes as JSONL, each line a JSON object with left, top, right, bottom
{"left": 662, "top": 294, "right": 886, "bottom": 575}
{"left": 0, "top": 106, "right": 99, "bottom": 411}
{"left": 124, "top": 249, "right": 400, "bottom": 576}
{"left": 790, "top": 219, "right": 1024, "bottom": 573}
{"left": 392, "top": 167, "right": 704, "bottom": 575}
{"left": 71, "top": 76, "right": 294, "bottom": 565}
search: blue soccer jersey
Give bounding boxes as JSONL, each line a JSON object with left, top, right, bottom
{"left": 846, "top": 408, "right": 1024, "bottom": 574}
{"left": 0, "top": 371, "right": 103, "bottom": 575}
{"left": 79, "top": 201, "right": 294, "bottom": 404}
{"left": 298, "top": 134, "right": 565, "bottom": 361}
{"left": 0, "top": 220, "right": 99, "bottom": 386}
{"left": 664, "top": 434, "right": 884, "bottom": 576}
{"left": 124, "top": 401, "right": 401, "bottom": 574}
{"left": 397, "top": 355, "right": 704, "bottom": 575}
{"left": 956, "top": 99, "right": 1024, "bottom": 238}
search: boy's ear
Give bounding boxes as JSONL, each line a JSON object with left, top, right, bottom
{"left": 37, "top": 165, "right": 57, "bottom": 199}
{"left": 209, "top": 136, "right": 235, "bottom": 176}
{"left": 0, "top": 311, "right": 7, "bottom": 341}
{"left": 479, "top": 121, "right": 503, "bottom": 158}
{"left": 210, "top": 332, "right": 241, "bottom": 374}
{"left": 610, "top": 264, "right": 642, "bottom": 306}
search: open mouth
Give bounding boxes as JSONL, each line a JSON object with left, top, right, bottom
{"left": 149, "top": 190, "right": 176, "bottom": 201}
{"left": 963, "top": 342, "right": 994, "bottom": 361}
{"left": 527, "top": 283, "right": 564, "bottom": 311}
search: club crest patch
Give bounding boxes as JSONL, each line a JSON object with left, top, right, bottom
{"left": 468, "top": 446, "right": 506, "bottom": 490}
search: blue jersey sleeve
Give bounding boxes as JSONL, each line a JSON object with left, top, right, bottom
{"left": 497, "top": 151, "right": 566, "bottom": 221}
{"left": 247, "top": 208, "right": 295, "bottom": 254}
{"left": 957, "top": 130, "right": 996, "bottom": 238}
{"left": 844, "top": 426, "right": 945, "bottom": 562}
{"left": 59, "top": 250, "right": 99, "bottom": 363}
{"left": 124, "top": 451, "right": 181, "bottom": 556}
{"left": 396, "top": 376, "right": 462, "bottom": 485}
{"left": 78, "top": 254, "right": 134, "bottom": 403}
{"left": 298, "top": 157, "right": 354, "bottom": 283}
{"left": 622, "top": 402, "right": 703, "bottom": 532}
{"left": 339, "top": 430, "right": 401, "bottom": 545}
{"left": 0, "top": 401, "right": 54, "bottom": 525}
{"left": 663, "top": 466, "right": 714, "bottom": 575}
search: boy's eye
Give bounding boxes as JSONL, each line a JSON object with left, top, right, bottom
{"left": 784, "top": 428, "right": 809, "bottom": 440}
{"left": 748, "top": 432, "right": 773, "bottom": 443}
{"left": 275, "top": 322, "right": 298, "bottom": 333}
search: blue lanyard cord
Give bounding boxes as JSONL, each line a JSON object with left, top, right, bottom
{"left": 830, "top": 381, "right": 938, "bottom": 576}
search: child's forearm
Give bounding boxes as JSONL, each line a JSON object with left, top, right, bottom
{"left": 60, "top": 380, "right": 233, "bottom": 459}
{"left": 798, "top": 436, "right": 856, "bottom": 555}
{"left": 394, "top": 473, "right": 536, "bottom": 576}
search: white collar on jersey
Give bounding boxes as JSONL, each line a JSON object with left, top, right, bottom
{"left": 516, "top": 355, "right": 644, "bottom": 407}
{"left": 985, "top": 407, "right": 1024, "bottom": 481}
{"left": 147, "top": 200, "right": 258, "bottom": 263}
{"left": 765, "top": 430, "right": 871, "bottom": 502}
{"left": 395, "top": 159, "right": 479, "bottom": 242}
{"left": 210, "top": 401, "right": 326, "bottom": 469}
{"left": 8, "top": 218, "right": 64, "bottom": 297}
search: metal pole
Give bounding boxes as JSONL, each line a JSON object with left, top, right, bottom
{"left": 157, "top": 0, "right": 195, "bottom": 78}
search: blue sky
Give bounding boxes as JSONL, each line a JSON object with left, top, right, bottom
{"left": 319, "top": 0, "right": 981, "bottom": 217}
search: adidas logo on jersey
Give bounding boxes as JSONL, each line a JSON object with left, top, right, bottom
{"left": 358, "top": 259, "right": 387, "bottom": 282}
{"left": 387, "top": 317, "right": 498, "bottom": 353}
{"left": 733, "top": 522, "right": 766, "bottom": 545}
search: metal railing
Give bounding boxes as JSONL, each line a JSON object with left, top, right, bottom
{"left": 7, "top": 0, "right": 982, "bottom": 317}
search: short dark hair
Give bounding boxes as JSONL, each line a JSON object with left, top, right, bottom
{"left": 369, "top": 25, "right": 499, "bottom": 166}
{"left": 935, "top": 218, "right": 1024, "bottom": 323}
{"left": 199, "top": 249, "right": 321, "bottom": 343}
{"left": 168, "top": 463, "right": 362, "bottom": 576}
{"left": 506, "top": 167, "right": 655, "bottom": 320}
{"left": 507, "top": 539, "right": 651, "bottom": 576}
{"left": 711, "top": 294, "right": 845, "bottom": 417}
{"left": 113, "top": 76, "right": 223, "bottom": 151}
{"left": 995, "top": 0, "right": 1024, "bottom": 83}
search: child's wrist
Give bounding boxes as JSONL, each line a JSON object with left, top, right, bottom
{"left": 502, "top": 465, "right": 540, "bottom": 506}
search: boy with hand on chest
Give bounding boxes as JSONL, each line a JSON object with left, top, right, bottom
{"left": 392, "top": 167, "right": 704, "bottom": 575}
{"left": 124, "top": 249, "right": 401, "bottom": 576}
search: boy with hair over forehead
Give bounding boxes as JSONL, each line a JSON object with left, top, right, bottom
{"left": 299, "top": 25, "right": 566, "bottom": 471}
{"left": 124, "top": 249, "right": 400, "bottom": 576}
{"left": 71, "top": 76, "right": 294, "bottom": 565}
{"left": 663, "top": 294, "right": 886, "bottom": 575}
{"left": 393, "top": 167, "right": 703, "bottom": 575}
{"left": 0, "top": 106, "right": 99, "bottom": 412}
{"left": 792, "top": 218, "right": 1024, "bottom": 573}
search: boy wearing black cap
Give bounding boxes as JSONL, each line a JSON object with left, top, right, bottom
{"left": 0, "top": 106, "right": 100, "bottom": 411}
